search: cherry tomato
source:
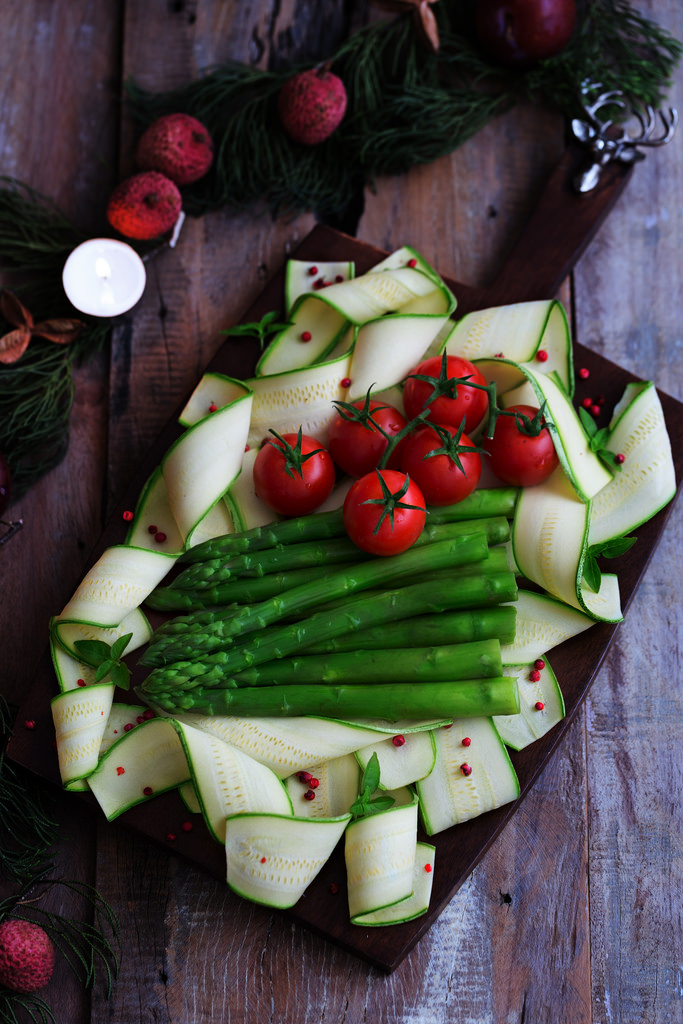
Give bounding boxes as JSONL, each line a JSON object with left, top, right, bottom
{"left": 403, "top": 354, "right": 489, "bottom": 433}
{"left": 343, "top": 469, "right": 426, "bottom": 556}
{"left": 253, "top": 430, "right": 335, "bottom": 516}
{"left": 400, "top": 422, "right": 482, "bottom": 506}
{"left": 327, "top": 399, "right": 407, "bottom": 477}
{"left": 482, "top": 404, "right": 559, "bottom": 486}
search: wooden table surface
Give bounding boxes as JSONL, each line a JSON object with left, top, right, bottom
{"left": 1, "top": 2, "right": 681, "bottom": 1022}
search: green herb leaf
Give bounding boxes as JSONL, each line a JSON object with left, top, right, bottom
{"left": 221, "top": 311, "right": 291, "bottom": 352}
{"left": 578, "top": 406, "right": 623, "bottom": 472}
{"left": 74, "top": 634, "right": 133, "bottom": 690}
{"left": 583, "top": 535, "right": 638, "bottom": 592}
{"left": 93, "top": 661, "right": 114, "bottom": 684}
{"left": 73, "top": 639, "right": 112, "bottom": 665}
{"left": 110, "top": 632, "right": 133, "bottom": 661}
{"left": 108, "top": 662, "right": 131, "bottom": 691}
{"left": 349, "top": 752, "right": 394, "bottom": 820}
{"left": 582, "top": 553, "right": 602, "bottom": 593}
{"left": 363, "top": 751, "right": 381, "bottom": 795}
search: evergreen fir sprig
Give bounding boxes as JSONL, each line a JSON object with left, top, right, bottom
{"left": 0, "top": 698, "right": 59, "bottom": 884}
{"left": 124, "top": 0, "right": 681, "bottom": 222}
{"left": 0, "top": 990, "right": 56, "bottom": 1024}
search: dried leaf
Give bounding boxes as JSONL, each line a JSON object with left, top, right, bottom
{"left": 32, "top": 318, "right": 85, "bottom": 345}
{"left": 0, "top": 326, "right": 31, "bottom": 364}
{"left": 0, "top": 289, "right": 33, "bottom": 328}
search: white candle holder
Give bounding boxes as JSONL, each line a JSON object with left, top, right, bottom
{"left": 62, "top": 238, "right": 147, "bottom": 317}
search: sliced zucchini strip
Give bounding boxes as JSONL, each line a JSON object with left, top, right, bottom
{"left": 493, "top": 660, "right": 565, "bottom": 751}
{"left": 445, "top": 300, "right": 573, "bottom": 394}
{"left": 346, "top": 312, "right": 451, "bottom": 401}
{"left": 246, "top": 352, "right": 352, "bottom": 447}
{"left": 256, "top": 260, "right": 454, "bottom": 377}
{"left": 512, "top": 466, "right": 623, "bottom": 622}
{"left": 355, "top": 730, "right": 436, "bottom": 791}
{"left": 284, "top": 259, "right": 354, "bottom": 315}
{"left": 352, "top": 842, "right": 435, "bottom": 926}
{"left": 173, "top": 720, "right": 292, "bottom": 843}
{"left": 124, "top": 465, "right": 185, "bottom": 552}
{"left": 52, "top": 606, "right": 152, "bottom": 662}
{"left": 588, "top": 381, "right": 676, "bottom": 546}
{"left": 162, "top": 384, "right": 253, "bottom": 546}
{"left": 171, "top": 713, "right": 439, "bottom": 779}
{"left": 345, "top": 792, "right": 419, "bottom": 921}
{"left": 417, "top": 717, "right": 519, "bottom": 835}
{"left": 285, "top": 753, "right": 361, "bottom": 818}
{"left": 178, "top": 372, "right": 255, "bottom": 428}
{"left": 500, "top": 590, "right": 594, "bottom": 664}
{"left": 225, "top": 811, "right": 351, "bottom": 909}
{"left": 55, "top": 545, "right": 175, "bottom": 631}
{"left": 51, "top": 683, "right": 115, "bottom": 789}
{"left": 100, "top": 704, "right": 150, "bottom": 754}
{"left": 86, "top": 717, "right": 189, "bottom": 820}
{"left": 224, "top": 447, "right": 280, "bottom": 532}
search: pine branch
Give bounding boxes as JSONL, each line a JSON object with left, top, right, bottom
{"left": 0, "top": 699, "right": 59, "bottom": 884}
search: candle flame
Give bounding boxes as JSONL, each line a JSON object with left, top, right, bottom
{"left": 95, "top": 257, "right": 111, "bottom": 280}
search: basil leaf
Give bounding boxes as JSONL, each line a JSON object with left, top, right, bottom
{"left": 74, "top": 639, "right": 112, "bottom": 665}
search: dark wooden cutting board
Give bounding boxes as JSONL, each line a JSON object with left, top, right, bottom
{"left": 8, "top": 146, "right": 682, "bottom": 972}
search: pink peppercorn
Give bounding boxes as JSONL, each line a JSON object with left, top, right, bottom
{"left": 122, "top": 510, "right": 134, "bottom": 522}
{"left": 392, "top": 735, "right": 406, "bottom": 747}
{"left": 461, "top": 763, "right": 472, "bottom": 777}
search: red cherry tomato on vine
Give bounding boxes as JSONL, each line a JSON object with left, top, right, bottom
{"left": 343, "top": 469, "right": 426, "bottom": 556}
{"left": 403, "top": 354, "right": 489, "bottom": 433}
{"left": 482, "top": 404, "right": 559, "bottom": 486}
{"left": 253, "top": 430, "right": 335, "bottom": 516}
{"left": 400, "top": 423, "right": 482, "bottom": 506}
{"left": 327, "top": 399, "right": 407, "bottom": 477}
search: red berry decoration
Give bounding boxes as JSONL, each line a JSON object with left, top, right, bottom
{"left": 135, "top": 113, "right": 214, "bottom": 186}
{"left": 106, "top": 171, "right": 182, "bottom": 241}
{"left": 475, "top": 0, "right": 577, "bottom": 66}
{"left": 0, "top": 919, "right": 55, "bottom": 994}
{"left": 277, "top": 66, "right": 348, "bottom": 146}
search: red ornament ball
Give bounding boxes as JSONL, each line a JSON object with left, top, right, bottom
{"left": 106, "top": 171, "right": 182, "bottom": 241}
{"left": 0, "top": 919, "right": 55, "bottom": 994}
{"left": 136, "top": 113, "right": 214, "bottom": 186}
{"left": 277, "top": 67, "right": 347, "bottom": 146}
{"left": 475, "top": 0, "right": 577, "bottom": 66}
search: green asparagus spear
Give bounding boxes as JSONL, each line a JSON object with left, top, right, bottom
{"left": 178, "top": 487, "right": 519, "bottom": 565}
{"left": 141, "top": 533, "right": 491, "bottom": 666}
{"left": 141, "top": 571, "right": 518, "bottom": 682}
{"left": 143, "top": 677, "right": 520, "bottom": 720}
{"left": 146, "top": 566, "right": 328, "bottom": 612}
{"left": 148, "top": 543, "right": 514, "bottom": 614}
{"left": 305, "top": 605, "right": 517, "bottom": 653}
{"left": 165, "top": 516, "right": 510, "bottom": 595}
{"left": 222, "top": 639, "right": 502, "bottom": 687}
{"left": 171, "top": 535, "right": 371, "bottom": 592}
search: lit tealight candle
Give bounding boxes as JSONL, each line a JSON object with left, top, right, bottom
{"left": 62, "top": 238, "right": 147, "bottom": 317}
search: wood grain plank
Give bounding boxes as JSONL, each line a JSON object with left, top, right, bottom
{"left": 570, "top": 3, "right": 683, "bottom": 1016}
{"left": 0, "top": 8, "right": 122, "bottom": 1023}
